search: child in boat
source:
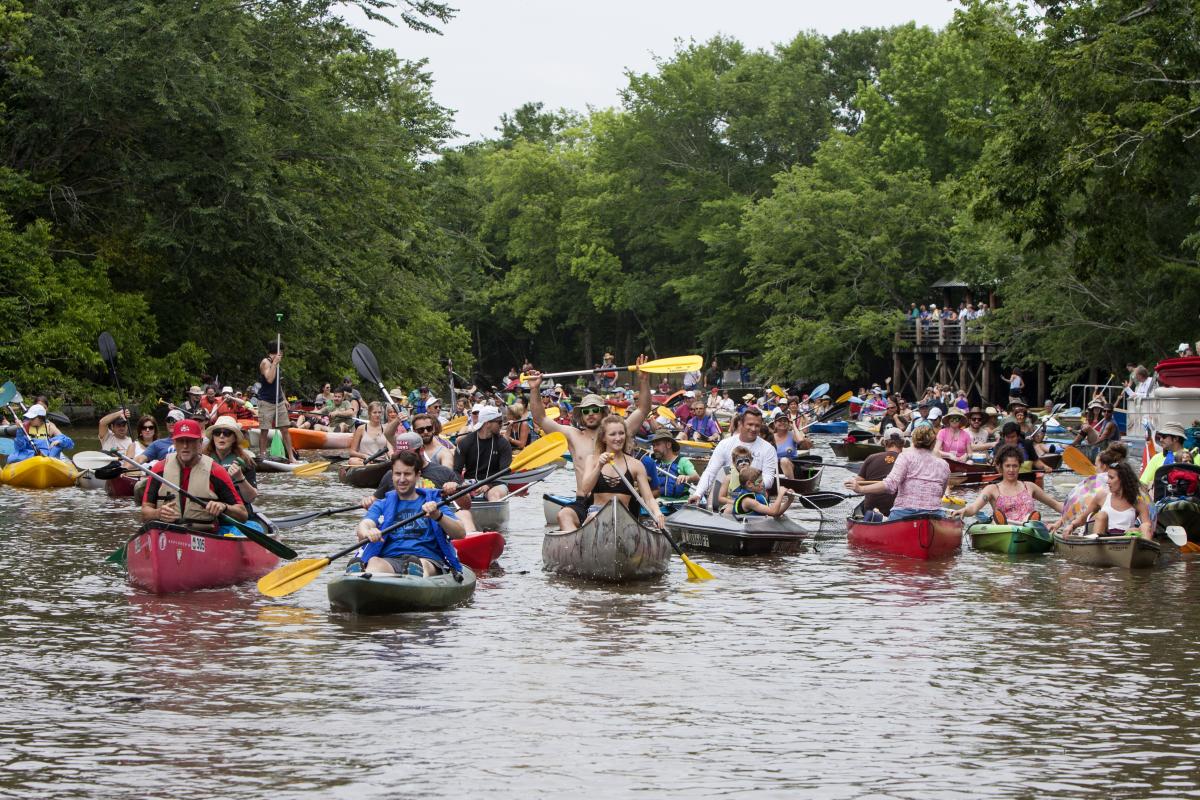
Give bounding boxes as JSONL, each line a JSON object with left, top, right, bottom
{"left": 725, "top": 466, "right": 794, "bottom": 518}
{"left": 715, "top": 446, "right": 754, "bottom": 509}
{"left": 950, "top": 444, "right": 1062, "bottom": 524}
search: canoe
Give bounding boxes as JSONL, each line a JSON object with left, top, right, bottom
{"left": 338, "top": 460, "right": 390, "bottom": 488}
{"left": 1040, "top": 452, "right": 1063, "bottom": 470}
{"left": 665, "top": 506, "right": 806, "bottom": 556}
{"left": 967, "top": 521, "right": 1054, "bottom": 554}
{"left": 288, "top": 428, "right": 353, "bottom": 450}
{"left": 945, "top": 458, "right": 993, "bottom": 475}
{"left": 808, "top": 421, "right": 849, "bottom": 435}
{"left": 76, "top": 470, "right": 107, "bottom": 490}
{"left": 0, "top": 455, "right": 78, "bottom": 489}
{"left": 846, "top": 513, "right": 963, "bottom": 560}
{"left": 328, "top": 566, "right": 477, "bottom": 614}
{"left": 125, "top": 521, "right": 279, "bottom": 593}
{"left": 254, "top": 457, "right": 329, "bottom": 474}
{"left": 1053, "top": 533, "right": 1160, "bottom": 569}
{"left": 452, "top": 532, "right": 505, "bottom": 573}
{"left": 780, "top": 462, "right": 823, "bottom": 495}
{"left": 831, "top": 440, "right": 883, "bottom": 461}
{"left": 542, "top": 499, "right": 671, "bottom": 581}
{"left": 467, "top": 499, "right": 509, "bottom": 531}
{"left": 105, "top": 474, "right": 137, "bottom": 498}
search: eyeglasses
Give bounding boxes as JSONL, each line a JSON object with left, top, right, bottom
{"left": 969, "top": 417, "right": 983, "bottom": 422}
{"left": 414, "top": 425, "right": 434, "bottom": 434}
{"left": 213, "top": 430, "right": 237, "bottom": 438}
{"left": 579, "top": 406, "right": 604, "bottom": 414}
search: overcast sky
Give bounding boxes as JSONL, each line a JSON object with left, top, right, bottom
{"left": 354, "top": 1, "right": 958, "bottom": 145}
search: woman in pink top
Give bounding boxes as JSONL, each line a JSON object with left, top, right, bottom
{"left": 846, "top": 426, "right": 950, "bottom": 520}
{"left": 933, "top": 407, "right": 974, "bottom": 461}
{"left": 951, "top": 445, "right": 1062, "bottom": 524}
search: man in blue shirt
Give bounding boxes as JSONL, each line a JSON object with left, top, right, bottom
{"left": 354, "top": 450, "right": 466, "bottom": 576}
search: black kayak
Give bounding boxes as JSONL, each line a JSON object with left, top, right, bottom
{"left": 665, "top": 506, "right": 808, "bottom": 556}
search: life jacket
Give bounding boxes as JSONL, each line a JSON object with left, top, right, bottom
{"left": 732, "top": 487, "right": 767, "bottom": 516}
{"left": 358, "top": 487, "right": 464, "bottom": 572}
{"left": 656, "top": 456, "right": 687, "bottom": 499}
{"left": 158, "top": 455, "right": 218, "bottom": 531}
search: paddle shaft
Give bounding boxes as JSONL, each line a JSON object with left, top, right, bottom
{"left": 99, "top": 334, "right": 128, "bottom": 418}
{"left": 114, "top": 451, "right": 296, "bottom": 559}
{"left": 271, "top": 503, "right": 364, "bottom": 530}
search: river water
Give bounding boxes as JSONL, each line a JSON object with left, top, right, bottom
{"left": 2, "top": 433, "right": 1199, "bottom": 799}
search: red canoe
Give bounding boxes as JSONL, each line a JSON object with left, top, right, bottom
{"left": 125, "top": 524, "right": 280, "bottom": 594}
{"left": 452, "top": 531, "right": 505, "bottom": 573}
{"left": 105, "top": 474, "right": 137, "bottom": 499}
{"left": 846, "top": 514, "right": 963, "bottom": 560}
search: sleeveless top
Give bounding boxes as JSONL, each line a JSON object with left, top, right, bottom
{"left": 994, "top": 481, "right": 1035, "bottom": 523}
{"left": 257, "top": 358, "right": 282, "bottom": 403}
{"left": 776, "top": 432, "right": 797, "bottom": 459}
{"left": 596, "top": 457, "right": 636, "bottom": 497}
{"left": 1100, "top": 495, "right": 1139, "bottom": 532}
{"left": 358, "top": 424, "right": 389, "bottom": 455}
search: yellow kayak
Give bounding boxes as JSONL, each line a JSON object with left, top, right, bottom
{"left": 0, "top": 456, "right": 79, "bottom": 489}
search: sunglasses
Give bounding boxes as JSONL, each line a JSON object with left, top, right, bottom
{"left": 414, "top": 425, "right": 434, "bottom": 434}
{"left": 579, "top": 406, "right": 604, "bottom": 414}
{"left": 140, "top": 425, "right": 157, "bottom": 431}
{"left": 969, "top": 417, "right": 983, "bottom": 422}
{"left": 213, "top": 429, "right": 237, "bottom": 437}
{"left": 734, "top": 458, "right": 752, "bottom": 466}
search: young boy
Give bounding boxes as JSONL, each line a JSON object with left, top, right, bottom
{"left": 726, "top": 466, "right": 794, "bottom": 518}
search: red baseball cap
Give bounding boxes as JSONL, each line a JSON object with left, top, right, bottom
{"left": 172, "top": 419, "right": 204, "bottom": 440}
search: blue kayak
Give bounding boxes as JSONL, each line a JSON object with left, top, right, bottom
{"left": 808, "top": 421, "right": 849, "bottom": 435}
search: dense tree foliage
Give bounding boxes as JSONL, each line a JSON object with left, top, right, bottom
{"left": 2, "top": 1, "right": 1196, "bottom": 403}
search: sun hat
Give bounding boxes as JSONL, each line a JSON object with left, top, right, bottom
{"left": 943, "top": 407, "right": 967, "bottom": 422}
{"left": 648, "top": 429, "right": 678, "bottom": 445}
{"left": 205, "top": 415, "right": 245, "bottom": 441}
{"left": 1158, "top": 421, "right": 1187, "bottom": 439}
{"left": 389, "top": 386, "right": 406, "bottom": 400}
{"left": 742, "top": 393, "right": 755, "bottom": 401}
{"left": 1087, "top": 398, "right": 1109, "bottom": 410}
{"left": 426, "top": 396, "right": 441, "bottom": 407}
{"left": 1009, "top": 398, "right": 1028, "bottom": 409}
{"left": 166, "top": 409, "right": 186, "bottom": 423}
{"left": 187, "top": 386, "right": 202, "bottom": 396}
{"left": 23, "top": 404, "right": 47, "bottom": 419}
{"left": 394, "top": 432, "right": 423, "bottom": 452}
{"left": 579, "top": 394, "right": 606, "bottom": 409}
{"left": 172, "top": 419, "right": 204, "bottom": 440}
{"left": 984, "top": 406, "right": 999, "bottom": 417}
{"left": 477, "top": 406, "right": 502, "bottom": 424}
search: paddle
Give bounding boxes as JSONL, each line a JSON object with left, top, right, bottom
{"left": 352, "top": 342, "right": 403, "bottom": 417}
{"left": 520, "top": 354, "right": 703, "bottom": 382}
{"left": 75, "top": 451, "right": 297, "bottom": 559}
{"left": 257, "top": 432, "right": 569, "bottom": 598}
{"left": 97, "top": 331, "right": 127, "bottom": 419}
{"left": 770, "top": 384, "right": 786, "bottom": 399}
{"left": 796, "top": 396, "right": 853, "bottom": 434}
{"left": 612, "top": 467, "right": 714, "bottom": 582}
{"left": 269, "top": 503, "right": 365, "bottom": 531}
{"left": 291, "top": 460, "right": 331, "bottom": 477}
{"left": 0, "top": 381, "right": 15, "bottom": 408}
{"left": 808, "top": 383, "right": 830, "bottom": 401}
{"left": 1063, "top": 445, "right": 1098, "bottom": 477}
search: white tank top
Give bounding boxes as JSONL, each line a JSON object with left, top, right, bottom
{"left": 1100, "top": 496, "right": 1139, "bottom": 532}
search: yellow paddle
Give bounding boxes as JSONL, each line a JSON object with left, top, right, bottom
{"left": 1062, "top": 445, "right": 1097, "bottom": 477}
{"left": 441, "top": 415, "right": 467, "bottom": 435}
{"left": 257, "top": 433, "right": 569, "bottom": 598}
{"left": 612, "top": 470, "right": 714, "bottom": 582}
{"left": 656, "top": 405, "right": 677, "bottom": 421}
{"left": 291, "top": 460, "right": 330, "bottom": 477}
{"left": 520, "top": 354, "right": 703, "bottom": 383}
{"left": 770, "top": 384, "right": 786, "bottom": 399}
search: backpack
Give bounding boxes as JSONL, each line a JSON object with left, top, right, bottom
{"left": 1166, "top": 466, "right": 1200, "bottom": 498}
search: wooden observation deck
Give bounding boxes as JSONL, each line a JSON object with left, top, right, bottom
{"left": 891, "top": 318, "right": 1042, "bottom": 404}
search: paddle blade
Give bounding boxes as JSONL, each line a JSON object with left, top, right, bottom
{"left": 0, "top": 381, "right": 15, "bottom": 406}
{"left": 441, "top": 415, "right": 467, "bottom": 435}
{"left": 1164, "top": 526, "right": 1188, "bottom": 547}
{"left": 73, "top": 451, "right": 118, "bottom": 470}
{"left": 679, "top": 552, "right": 715, "bottom": 582}
{"left": 98, "top": 331, "right": 117, "bottom": 364}
{"left": 291, "top": 460, "right": 330, "bottom": 477}
{"left": 629, "top": 355, "right": 703, "bottom": 374}
{"left": 105, "top": 545, "right": 128, "bottom": 566}
{"left": 770, "top": 384, "right": 785, "bottom": 399}
{"left": 511, "top": 432, "right": 568, "bottom": 471}
{"left": 656, "top": 405, "right": 677, "bottom": 421}
{"left": 545, "top": 406, "right": 561, "bottom": 421}
{"left": 834, "top": 390, "right": 853, "bottom": 404}
{"left": 809, "top": 382, "right": 830, "bottom": 401}
{"left": 1063, "top": 446, "right": 1097, "bottom": 477}
{"left": 351, "top": 343, "right": 383, "bottom": 387}
{"left": 257, "top": 557, "right": 332, "bottom": 598}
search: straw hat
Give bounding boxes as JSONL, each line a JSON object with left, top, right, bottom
{"left": 942, "top": 407, "right": 967, "bottom": 422}
{"left": 205, "top": 415, "right": 245, "bottom": 442}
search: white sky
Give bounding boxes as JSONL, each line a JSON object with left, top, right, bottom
{"left": 354, "top": 0, "right": 958, "bottom": 145}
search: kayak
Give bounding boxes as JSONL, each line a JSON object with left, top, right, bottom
{"left": 542, "top": 499, "right": 670, "bottom": 582}
{"left": 666, "top": 506, "right": 806, "bottom": 556}
{"left": 452, "top": 531, "right": 505, "bottom": 573}
{"left": 289, "top": 428, "right": 352, "bottom": 450}
{"left": 338, "top": 460, "right": 390, "bottom": 488}
{"left": 0, "top": 455, "right": 78, "bottom": 489}
{"left": 125, "top": 521, "right": 280, "bottom": 593}
{"left": 105, "top": 474, "right": 138, "bottom": 498}
{"left": 1053, "top": 533, "right": 1160, "bottom": 569}
{"left": 967, "top": 521, "right": 1054, "bottom": 555}
{"left": 327, "top": 566, "right": 477, "bottom": 614}
{"left": 75, "top": 470, "right": 106, "bottom": 490}
{"left": 808, "top": 421, "right": 848, "bottom": 435}
{"left": 846, "top": 513, "right": 963, "bottom": 560}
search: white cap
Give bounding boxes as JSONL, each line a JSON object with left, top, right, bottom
{"left": 221, "top": 385, "right": 233, "bottom": 394}
{"left": 426, "top": 396, "right": 440, "bottom": 407}
{"left": 882, "top": 426, "right": 904, "bottom": 442}
{"left": 1179, "top": 342, "right": 1189, "bottom": 353}
{"left": 477, "top": 406, "right": 502, "bottom": 424}
{"left": 23, "top": 403, "right": 47, "bottom": 419}
{"left": 927, "top": 407, "right": 943, "bottom": 420}
{"left": 166, "top": 409, "right": 186, "bottom": 423}
{"left": 470, "top": 403, "right": 484, "bottom": 415}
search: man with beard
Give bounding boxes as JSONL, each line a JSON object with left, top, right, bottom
{"left": 409, "top": 412, "right": 455, "bottom": 469}
{"left": 527, "top": 357, "right": 651, "bottom": 529}
{"left": 454, "top": 406, "right": 512, "bottom": 501}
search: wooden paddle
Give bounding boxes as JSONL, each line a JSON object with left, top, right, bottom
{"left": 520, "top": 354, "right": 703, "bottom": 383}
{"left": 75, "top": 450, "right": 297, "bottom": 559}
{"left": 257, "top": 432, "right": 569, "bottom": 598}
{"left": 1062, "top": 445, "right": 1097, "bottom": 477}
{"left": 612, "top": 468, "right": 714, "bottom": 582}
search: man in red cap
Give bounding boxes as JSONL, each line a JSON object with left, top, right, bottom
{"left": 140, "top": 419, "right": 248, "bottom": 530}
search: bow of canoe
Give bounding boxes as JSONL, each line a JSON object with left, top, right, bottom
{"left": 542, "top": 499, "right": 670, "bottom": 582}
{"left": 125, "top": 522, "right": 281, "bottom": 593}
{"left": 846, "top": 513, "right": 963, "bottom": 560}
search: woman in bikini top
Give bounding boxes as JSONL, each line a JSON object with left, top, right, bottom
{"left": 572, "top": 414, "right": 665, "bottom": 531}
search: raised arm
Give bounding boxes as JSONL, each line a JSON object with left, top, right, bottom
{"left": 527, "top": 371, "right": 571, "bottom": 437}
{"left": 625, "top": 355, "right": 651, "bottom": 434}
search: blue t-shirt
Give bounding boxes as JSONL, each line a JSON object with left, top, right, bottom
{"left": 361, "top": 487, "right": 458, "bottom": 564}
{"left": 140, "top": 437, "right": 175, "bottom": 462}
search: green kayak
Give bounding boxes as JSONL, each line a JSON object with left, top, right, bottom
{"left": 967, "top": 521, "right": 1054, "bottom": 555}
{"left": 327, "top": 567, "right": 477, "bottom": 615}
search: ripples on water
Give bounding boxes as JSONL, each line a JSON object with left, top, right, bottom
{"left": 1, "top": 436, "right": 1199, "bottom": 798}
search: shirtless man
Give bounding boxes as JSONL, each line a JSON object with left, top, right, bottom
{"left": 527, "top": 356, "right": 651, "bottom": 529}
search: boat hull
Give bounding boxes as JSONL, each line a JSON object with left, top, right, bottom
{"left": 809, "top": 421, "right": 848, "bottom": 435}
{"left": 846, "top": 515, "right": 963, "bottom": 560}
{"left": 666, "top": 506, "right": 806, "bottom": 556}
{"left": 831, "top": 441, "right": 883, "bottom": 461}
{"left": 328, "top": 567, "right": 477, "bottom": 614}
{"left": 288, "top": 428, "right": 353, "bottom": 450}
{"left": 125, "top": 524, "right": 280, "bottom": 593}
{"left": 452, "top": 532, "right": 505, "bottom": 573}
{"left": 338, "top": 461, "right": 389, "bottom": 488}
{"left": 542, "top": 499, "right": 670, "bottom": 581}
{"left": 0, "top": 456, "right": 78, "bottom": 489}
{"left": 780, "top": 463, "right": 823, "bottom": 495}
{"left": 1053, "top": 534, "right": 1160, "bottom": 568}
{"left": 967, "top": 522, "right": 1054, "bottom": 554}
{"left": 467, "top": 500, "right": 509, "bottom": 531}
{"left": 105, "top": 474, "right": 137, "bottom": 498}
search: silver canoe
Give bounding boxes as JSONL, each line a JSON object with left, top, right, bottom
{"left": 467, "top": 500, "right": 510, "bottom": 531}
{"left": 1053, "top": 533, "right": 1160, "bottom": 569}
{"left": 542, "top": 499, "right": 671, "bottom": 582}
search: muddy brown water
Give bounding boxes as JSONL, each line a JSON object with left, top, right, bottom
{"left": 1, "top": 433, "right": 1198, "bottom": 798}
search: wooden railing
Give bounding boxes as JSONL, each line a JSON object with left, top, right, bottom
{"left": 895, "top": 318, "right": 992, "bottom": 347}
